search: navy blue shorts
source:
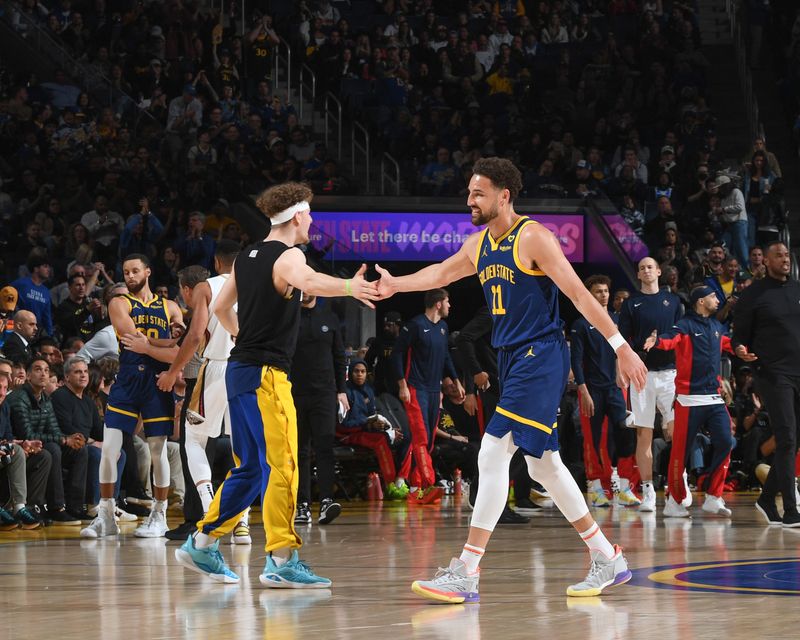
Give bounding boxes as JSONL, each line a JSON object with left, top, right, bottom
{"left": 106, "top": 364, "right": 174, "bottom": 437}
{"left": 485, "top": 338, "right": 569, "bottom": 458}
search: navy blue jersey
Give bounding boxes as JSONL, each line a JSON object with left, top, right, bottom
{"left": 391, "top": 314, "right": 458, "bottom": 392}
{"left": 654, "top": 312, "right": 733, "bottom": 396}
{"left": 117, "top": 293, "right": 172, "bottom": 371}
{"left": 618, "top": 290, "right": 683, "bottom": 370}
{"left": 570, "top": 310, "right": 619, "bottom": 388}
{"left": 475, "top": 217, "right": 563, "bottom": 348}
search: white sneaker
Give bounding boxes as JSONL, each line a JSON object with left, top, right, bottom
{"left": 701, "top": 495, "right": 732, "bottom": 517}
{"left": 115, "top": 506, "right": 139, "bottom": 522}
{"left": 80, "top": 504, "right": 119, "bottom": 538}
{"left": 134, "top": 509, "right": 168, "bottom": 538}
{"left": 663, "top": 495, "right": 690, "bottom": 518}
{"left": 639, "top": 484, "right": 656, "bottom": 512}
{"left": 681, "top": 471, "right": 693, "bottom": 507}
{"left": 566, "top": 545, "right": 632, "bottom": 596}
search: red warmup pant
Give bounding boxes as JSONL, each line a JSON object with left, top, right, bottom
{"left": 337, "top": 429, "right": 396, "bottom": 485}
{"left": 578, "top": 393, "right": 637, "bottom": 488}
{"left": 670, "top": 402, "right": 733, "bottom": 503}
{"left": 398, "top": 386, "right": 438, "bottom": 488}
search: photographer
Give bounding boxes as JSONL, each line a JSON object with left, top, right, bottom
{"left": 118, "top": 198, "right": 164, "bottom": 263}
{"left": 247, "top": 13, "right": 280, "bottom": 97}
{"left": 174, "top": 212, "right": 215, "bottom": 272}
{"left": 55, "top": 273, "right": 104, "bottom": 341}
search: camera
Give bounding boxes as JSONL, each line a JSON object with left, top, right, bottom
{"left": 0, "top": 442, "right": 14, "bottom": 456}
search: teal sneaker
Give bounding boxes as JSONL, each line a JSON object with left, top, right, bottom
{"left": 259, "top": 550, "right": 332, "bottom": 588}
{"left": 175, "top": 535, "right": 240, "bottom": 584}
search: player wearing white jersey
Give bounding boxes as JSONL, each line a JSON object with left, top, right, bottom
{"left": 156, "top": 241, "right": 250, "bottom": 543}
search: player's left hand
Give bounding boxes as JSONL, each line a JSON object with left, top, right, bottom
{"left": 349, "top": 263, "right": 380, "bottom": 308}
{"left": 157, "top": 370, "right": 179, "bottom": 393}
{"left": 616, "top": 343, "right": 647, "bottom": 392}
{"left": 643, "top": 329, "right": 658, "bottom": 352}
{"left": 121, "top": 332, "right": 149, "bottom": 353}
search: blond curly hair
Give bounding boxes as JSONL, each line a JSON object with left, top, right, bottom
{"left": 254, "top": 182, "right": 314, "bottom": 219}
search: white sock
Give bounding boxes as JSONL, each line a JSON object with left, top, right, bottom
{"left": 100, "top": 497, "right": 115, "bottom": 514}
{"left": 395, "top": 479, "right": 405, "bottom": 489}
{"left": 196, "top": 481, "right": 214, "bottom": 513}
{"left": 643, "top": 481, "right": 654, "bottom": 492}
{"left": 619, "top": 478, "right": 630, "bottom": 491}
{"left": 459, "top": 543, "right": 484, "bottom": 574}
{"left": 14, "top": 504, "right": 25, "bottom": 514}
{"left": 271, "top": 553, "right": 288, "bottom": 567}
{"left": 194, "top": 532, "right": 214, "bottom": 548}
{"left": 579, "top": 522, "right": 615, "bottom": 558}
{"left": 154, "top": 499, "right": 168, "bottom": 515}
{"left": 239, "top": 508, "right": 250, "bottom": 525}
{"left": 590, "top": 479, "right": 603, "bottom": 491}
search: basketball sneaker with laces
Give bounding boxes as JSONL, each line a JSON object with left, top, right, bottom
{"left": 80, "top": 503, "right": 120, "bottom": 538}
{"left": 566, "top": 545, "right": 631, "bottom": 597}
{"left": 701, "top": 494, "right": 732, "bottom": 517}
{"left": 639, "top": 483, "right": 656, "bottom": 512}
{"left": 294, "top": 502, "right": 312, "bottom": 525}
{"left": 134, "top": 508, "right": 168, "bottom": 538}
{"left": 231, "top": 520, "right": 252, "bottom": 544}
{"left": 663, "top": 495, "right": 690, "bottom": 518}
{"left": 615, "top": 487, "right": 642, "bottom": 507}
{"left": 176, "top": 535, "right": 240, "bottom": 583}
{"left": 259, "top": 549, "right": 332, "bottom": 588}
{"left": 318, "top": 498, "right": 341, "bottom": 525}
{"left": 411, "top": 558, "right": 480, "bottom": 603}
{"left": 588, "top": 487, "right": 610, "bottom": 507}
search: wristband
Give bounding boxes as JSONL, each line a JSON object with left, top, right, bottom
{"left": 607, "top": 332, "right": 626, "bottom": 352}
{"left": 345, "top": 279, "right": 353, "bottom": 296}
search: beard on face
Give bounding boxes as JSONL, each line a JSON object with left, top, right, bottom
{"left": 471, "top": 201, "right": 500, "bottom": 226}
{"left": 126, "top": 275, "right": 147, "bottom": 294}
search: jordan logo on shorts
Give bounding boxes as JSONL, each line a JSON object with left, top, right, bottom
{"left": 524, "top": 346, "right": 536, "bottom": 358}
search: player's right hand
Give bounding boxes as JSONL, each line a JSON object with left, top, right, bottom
{"left": 463, "top": 394, "right": 477, "bottom": 416}
{"left": 349, "top": 263, "right": 380, "bottom": 308}
{"left": 157, "top": 370, "right": 178, "bottom": 393}
{"left": 616, "top": 344, "right": 647, "bottom": 392}
{"left": 735, "top": 344, "right": 758, "bottom": 362}
{"left": 398, "top": 385, "right": 411, "bottom": 404}
{"left": 578, "top": 385, "right": 594, "bottom": 418}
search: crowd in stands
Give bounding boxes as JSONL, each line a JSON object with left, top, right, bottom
{"left": 0, "top": 1, "right": 795, "bottom": 530}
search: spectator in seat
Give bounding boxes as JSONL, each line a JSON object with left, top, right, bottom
{"left": 55, "top": 273, "right": 104, "bottom": 342}
{"left": 745, "top": 245, "right": 765, "bottom": 280}
{"left": 709, "top": 175, "right": 748, "bottom": 267}
{"left": 174, "top": 212, "right": 216, "bottom": 271}
{"left": 50, "top": 356, "right": 127, "bottom": 517}
{"left": 365, "top": 311, "right": 403, "bottom": 397}
{"left": 12, "top": 255, "right": 54, "bottom": 337}
{"left": 338, "top": 359, "right": 406, "bottom": 499}
{"left": 419, "top": 148, "right": 459, "bottom": 196}
{"left": 742, "top": 150, "right": 777, "bottom": 241}
{"left": 80, "top": 195, "right": 124, "bottom": 267}
{"left": 741, "top": 135, "right": 782, "bottom": 178}
{"left": 0, "top": 372, "right": 48, "bottom": 530}
{"left": 1, "top": 311, "right": 37, "bottom": 365}
{"left": 7, "top": 357, "right": 86, "bottom": 524}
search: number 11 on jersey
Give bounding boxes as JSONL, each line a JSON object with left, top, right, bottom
{"left": 491, "top": 284, "right": 506, "bottom": 315}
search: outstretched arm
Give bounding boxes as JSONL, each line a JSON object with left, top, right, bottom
{"left": 524, "top": 223, "right": 648, "bottom": 391}
{"left": 376, "top": 234, "right": 480, "bottom": 299}
{"left": 274, "top": 249, "right": 379, "bottom": 307}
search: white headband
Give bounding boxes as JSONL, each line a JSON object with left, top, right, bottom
{"left": 270, "top": 200, "right": 310, "bottom": 225}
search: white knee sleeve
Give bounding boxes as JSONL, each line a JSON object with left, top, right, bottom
{"left": 99, "top": 427, "right": 124, "bottom": 484}
{"left": 526, "top": 451, "right": 589, "bottom": 523}
{"left": 147, "top": 436, "right": 170, "bottom": 489}
{"left": 471, "top": 432, "right": 517, "bottom": 532}
{"left": 185, "top": 429, "right": 212, "bottom": 485}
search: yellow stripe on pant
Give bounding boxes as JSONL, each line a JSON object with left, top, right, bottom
{"left": 197, "top": 365, "right": 302, "bottom": 552}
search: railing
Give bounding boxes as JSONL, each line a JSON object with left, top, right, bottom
{"left": 380, "top": 152, "right": 401, "bottom": 196}
{"left": 3, "top": 2, "right": 157, "bottom": 125}
{"left": 272, "top": 36, "right": 292, "bottom": 99}
{"left": 298, "top": 63, "right": 316, "bottom": 127}
{"left": 323, "top": 91, "right": 342, "bottom": 160}
{"left": 351, "top": 121, "right": 370, "bottom": 193}
{"left": 726, "top": 0, "right": 761, "bottom": 141}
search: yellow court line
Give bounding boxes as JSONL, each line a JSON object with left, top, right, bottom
{"left": 648, "top": 559, "right": 800, "bottom": 594}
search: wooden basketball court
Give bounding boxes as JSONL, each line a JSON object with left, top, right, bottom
{"left": 2, "top": 492, "right": 798, "bottom": 640}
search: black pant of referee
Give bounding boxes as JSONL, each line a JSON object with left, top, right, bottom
{"left": 295, "top": 392, "right": 338, "bottom": 511}
{"left": 757, "top": 373, "right": 800, "bottom": 516}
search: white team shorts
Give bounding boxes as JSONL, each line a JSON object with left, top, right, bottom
{"left": 629, "top": 369, "right": 676, "bottom": 429}
{"left": 186, "top": 359, "right": 230, "bottom": 438}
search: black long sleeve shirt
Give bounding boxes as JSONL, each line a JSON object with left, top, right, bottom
{"left": 454, "top": 307, "right": 498, "bottom": 394}
{"left": 290, "top": 304, "right": 347, "bottom": 397}
{"left": 732, "top": 275, "right": 800, "bottom": 377}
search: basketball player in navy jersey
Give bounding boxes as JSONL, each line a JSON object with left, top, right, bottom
{"left": 376, "top": 157, "right": 647, "bottom": 601}
{"left": 81, "top": 254, "right": 183, "bottom": 539}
